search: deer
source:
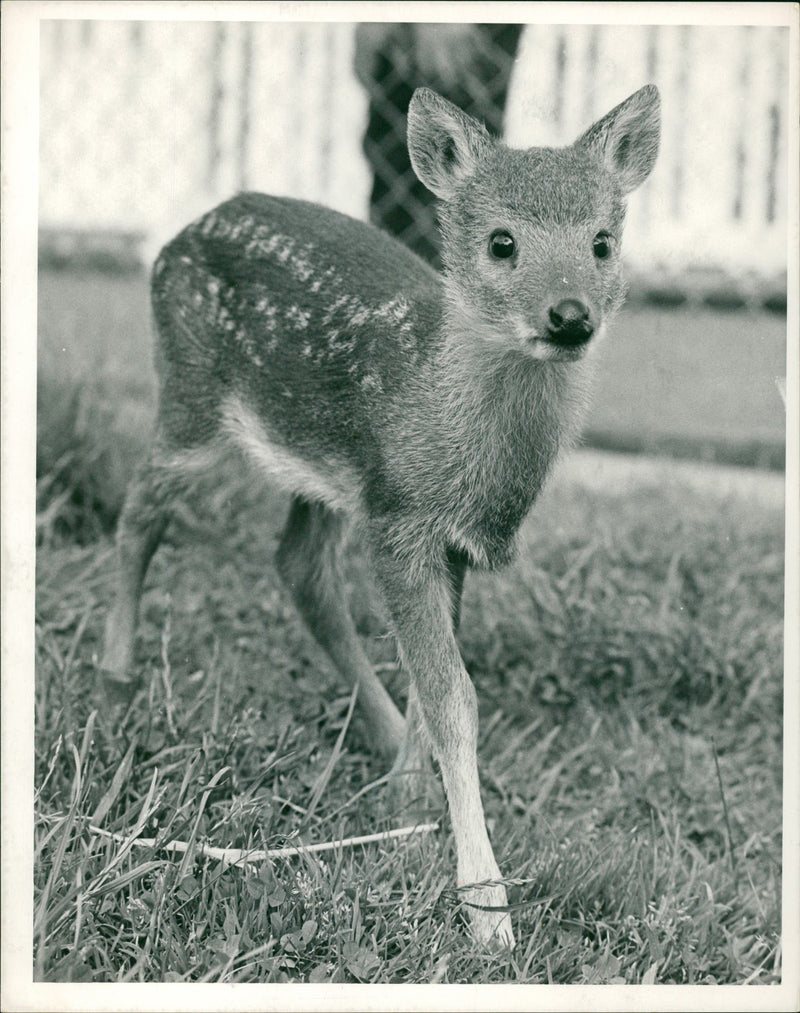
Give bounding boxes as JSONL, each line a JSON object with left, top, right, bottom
{"left": 101, "top": 84, "right": 661, "bottom": 949}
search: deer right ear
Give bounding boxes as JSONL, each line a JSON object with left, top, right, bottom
{"left": 576, "top": 84, "right": 661, "bottom": 194}
{"left": 407, "top": 88, "right": 492, "bottom": 200}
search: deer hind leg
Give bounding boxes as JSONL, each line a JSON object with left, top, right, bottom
{"left": 275, "top": 496, "right": 405, "bottom": 761}
{"left": 386, "top": 681, "right": 441, "bottom": 820}
{"left": 372, "top": 535, "right": 515, "bottom": 950}
{"left": 100, "top": 439, "right": 205, "bottom": 694}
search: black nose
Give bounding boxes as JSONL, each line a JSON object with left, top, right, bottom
{"left": 546, "top": 299, "right": 594, "bottom": 346}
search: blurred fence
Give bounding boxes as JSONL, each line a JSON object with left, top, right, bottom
{"left": 40, "top": 20, "right": 789, "bottom": 305}
{"left": 39, "top": 20, "right": 370, "bottom": 267}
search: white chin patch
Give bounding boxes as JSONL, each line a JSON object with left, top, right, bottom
{"left": 525, "top": 337, "right": 582, "bottom": 361}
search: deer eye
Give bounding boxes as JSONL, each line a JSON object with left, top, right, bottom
{"left": 593, "top": 232, "right": 613, "bottom": 260}
{"left": 489, "top": 230, "right": 516, "bottom": 260}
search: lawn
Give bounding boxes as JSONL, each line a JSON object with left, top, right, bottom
{"left": 589, "top": 305, "right": 785, "bottom": 468}
{"left": 31, "top": 269, "right": 785, "bottom": 984}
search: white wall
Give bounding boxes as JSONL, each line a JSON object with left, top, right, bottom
{"left": 40, "top": 21, "right": 372, "bottom": 260}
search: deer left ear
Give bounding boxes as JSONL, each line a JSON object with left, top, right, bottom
{"left": 576, "top": 84, "right": 661, "bottom": 194}
{"left": 407, "top": 87, "right": 493, "bottom": 201}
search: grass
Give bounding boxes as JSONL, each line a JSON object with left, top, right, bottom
{"left": 37, "top": 272, "right": 155, "bottom": 541}
{"left": 33, "top": 463, "right": 783, "bottom": 984}
{"left": 588, "top": 305, "right": 786, "bottom": 470}
{"left": 32, "top": 269, "right": 785, "bottom": 983}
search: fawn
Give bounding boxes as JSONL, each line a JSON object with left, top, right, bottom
{"left": 101, "top": 84, "right": 660, "bottom": 949}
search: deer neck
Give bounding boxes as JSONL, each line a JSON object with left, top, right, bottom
{"left": 435, "top": 297, "right": 592, "bottom": 461}
{"left": 413, "top": 301, "right": 593, "bottom": 566}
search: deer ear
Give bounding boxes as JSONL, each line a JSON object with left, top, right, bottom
{"left": 407, "top": 87, "right": 492, "bottom": 200}
{"left": 576, "top": 84, "right": 661, "bottom": 194}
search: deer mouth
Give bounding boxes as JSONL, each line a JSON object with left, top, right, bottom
{"left": 535, "top": 339, "right": 588, "bottom": 362}
{"left": 519, "top": 330, "right": 590, "bottom": 362}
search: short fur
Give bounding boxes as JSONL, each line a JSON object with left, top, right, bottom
{"left": 102, "top": 84, "right": 661, "bottom": 949}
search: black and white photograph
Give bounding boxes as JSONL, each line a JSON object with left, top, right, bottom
{"left": 2, "top": 1, "right": 798, "bottom": 1007}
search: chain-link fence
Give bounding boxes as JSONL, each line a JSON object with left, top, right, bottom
{"left": 356, "top": 23, "right": 523, "bottom": 270}
{"left": 40, "top": 19, "right": 790, "bottom": 307}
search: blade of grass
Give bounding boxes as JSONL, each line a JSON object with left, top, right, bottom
{"left": 176, "top": 765, "right": 232, "bottom": 879}
{"left": 61, "top": 607, "right": 92, "bottom": 683}
{"left": 34, "top": 743, "right": 83, "bottom": 976}
{"left": 711, "top": 736, "right": 738, "bottom": 884}
{"left": 34, "top": 734, "right": 63, "bottom": 804}
{"left": 159, "top": 605, "right": 178, "bottom": 738}
{"left": 90, "top": 736, "right": 139, "bottom": 826}
{"left": 77, "top": 710, "right": 98, "bottom": 770}
{"left": 302, "top": 684, "right": 358, "bottom": 827}
{"left": 93, "top": 767, "right": 161, "bottom": 881}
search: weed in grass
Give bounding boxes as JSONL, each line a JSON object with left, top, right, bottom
{"left": 36, "top": 370, "right": 144, "bottom": 544}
